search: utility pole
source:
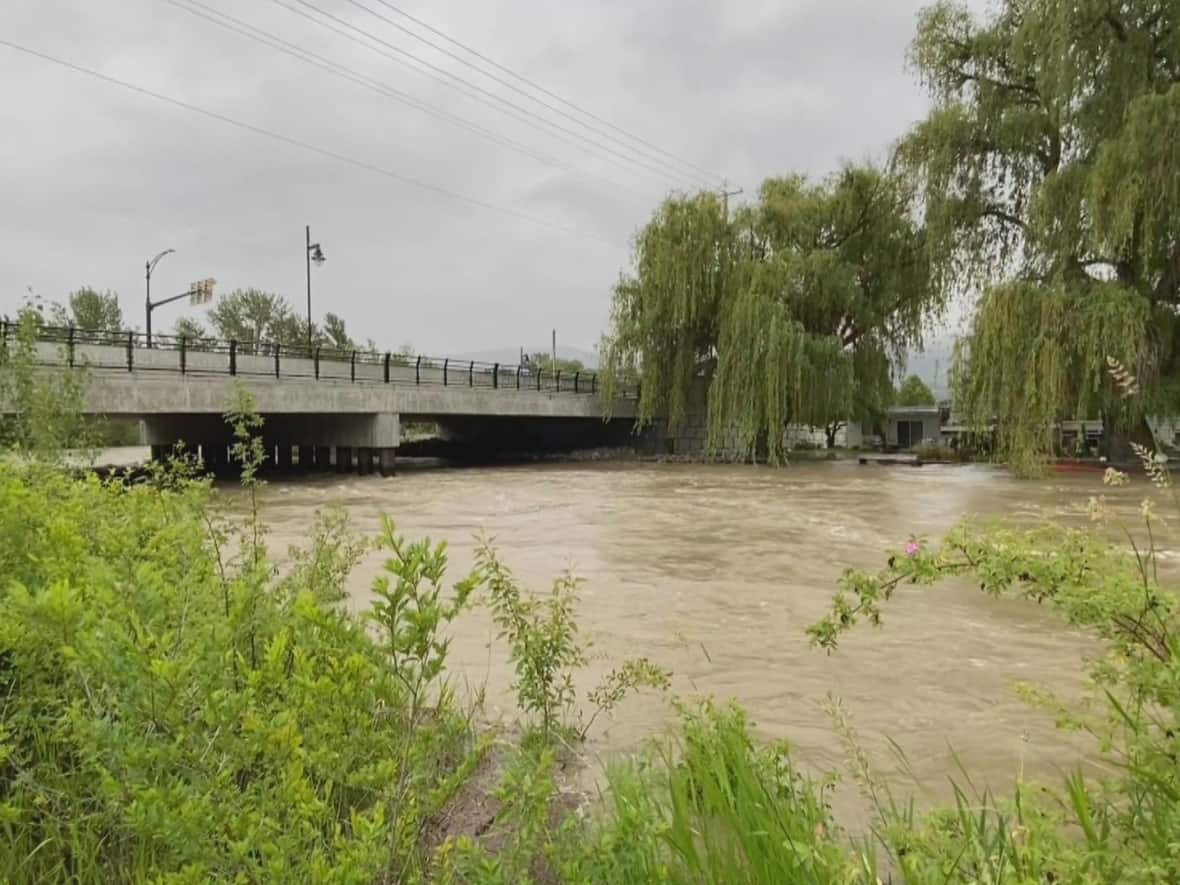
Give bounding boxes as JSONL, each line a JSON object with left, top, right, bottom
{"left": 305, "top": 226, "right": 312, "bottom": 350}
{"left": 720, "top": 179, "right": 743, "bottom": 220}
{"left": 551, "top": 329, "right": 557, "bottom": 373}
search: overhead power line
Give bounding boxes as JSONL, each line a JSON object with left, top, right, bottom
{"left": 367, "top": 0, "right": 723, "bottom": 185}
{"left": 272, "top": 0, "right": 704, "bottom": 191}
{"left": 344, "top": 0, "right": 722, "bottom": 187}
{"left": 0, "top": 38, "right": 624, "bottom": 247}
{"left": 264, "top": 0, "right": 679, "bottom": 195}
{"left": 163, "top": 0, "right": 658, "bottom": 204}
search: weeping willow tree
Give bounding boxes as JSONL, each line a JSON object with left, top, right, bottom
{"left": 902, "top": 0, "right": 1180, "bottom": 472}
{"left": 602, "top": 166, "right": 937, "bottom": 462}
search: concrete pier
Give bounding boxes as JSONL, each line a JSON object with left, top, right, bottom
{"left": 298, "top": 444, "right": 314, "bottom": 470}
{"left": 379, "top": 447, "right": 396, "bottom": 476}
{"left": 201, "top": 442, "right": 222, "bottom": 471}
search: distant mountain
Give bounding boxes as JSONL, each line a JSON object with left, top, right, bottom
{"left": 452, "top": 345, "right": 599, "bottom": 369}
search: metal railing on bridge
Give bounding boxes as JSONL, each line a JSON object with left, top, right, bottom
{"left": 0, "top": 322, "right": 639, "bottom": 400}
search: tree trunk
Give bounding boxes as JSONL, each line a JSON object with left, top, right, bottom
{"left": 825, "top": 423, "right": 839, "bottom": 449}
{"left": 1102, "top": 413, "right": 1156, "bottom": 466}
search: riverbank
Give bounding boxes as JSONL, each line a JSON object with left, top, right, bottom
{"left": 6, "top": 448, "right": 1177, "bottom": 880}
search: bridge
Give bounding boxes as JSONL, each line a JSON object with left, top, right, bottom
{"left": 5, "top": 324, "right": 641, "bottom": 474}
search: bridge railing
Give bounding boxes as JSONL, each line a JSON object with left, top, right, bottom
{"left": 1, "top": 322, "right": 640, "bottom": 400}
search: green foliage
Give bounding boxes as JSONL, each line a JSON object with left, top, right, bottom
{"left": 0, "top": 307, "right": 91, "bottom": 458}
{"left": 172, "top": 315, "right": 211, "bottom": 344}
{"left": 954, "top": 280, "right": 1150, "bottom": 475}
{"left": 527, "top": 352, "right": 585, "bottom": 375}
{"left": 895, "top": 373, "right": 936, "bottom": 406}
{"left": 0, "top": 408, "right": 488, "bottom": 882}
{"left": 53, "top": 287, "right": 123, "bottom": 332}
{"left": 553, "top": 702, "right": 866, "bottom": 884}
{"left": 480, "top": 545, "right": 585, "bottom": 745}
{"left": 204, "top": 292, "right": 387, "bottom": 355}
{"left": 603, "top": 166, "right": 936, "bottom": 463}
{"left": 323, "top": 312, "right": 357, "bottom": 352}
{"left": 369, "top": 517, "right": 479, "bottom": 725}
{"left": 278, "top": 506, "right": 371, "bottom": 604}
{"left": 86, "top": 417, "right": 142, "bottom": 448}
{"left": 808, "top": 450, "right": 1180, "bottom": 881}
{"left": 903, "top": 0, "right": 1180, "bottom": 468}
{"left": 583, "top": 658, "right": 672, "bottom": 739}
{"left": 478, "top": 543, "right": 670, "bottom": 747}
{"left": 208, "top": 288, "right": 305, "bottom": 350}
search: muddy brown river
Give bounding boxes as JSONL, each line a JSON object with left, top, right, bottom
{"left": 253, "top": 459, "right": 1151, "bottom": 816}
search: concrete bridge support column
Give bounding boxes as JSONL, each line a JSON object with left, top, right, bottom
{"left": 358, "top": 448, "right": 374, "bottom": 475}
{"left": 201, "top": 442, "right": 222, "bottom": 472}
{"left": 335, "top": 446, "right": 352, "bottom": 474}
{"left": 379, "top": 448, "right": 397, "bottom": 477}
{"left": 315, "top": 446, "right": 331, "bottom": 472}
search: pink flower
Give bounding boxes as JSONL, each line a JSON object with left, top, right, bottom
{"left": 904, "top": 540, "right": 920, "bottom": 556}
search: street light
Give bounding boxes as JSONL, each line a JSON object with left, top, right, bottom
{"left": 145, "top": 248, "right": 175, "bottom": 346}
{"left": 306, "top": 225, "right": 326, "bottom": 351}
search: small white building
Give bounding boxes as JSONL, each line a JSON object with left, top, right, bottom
{"left": 883, "top": 406, "right": 943, "bottom": 449}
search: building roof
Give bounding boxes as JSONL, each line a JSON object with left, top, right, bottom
{"left": 886, "top": 405, "right": 941, "bottom": 418}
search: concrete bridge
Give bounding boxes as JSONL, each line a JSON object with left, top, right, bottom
{"left": 7, "top": 326, "right": 640, "bottom": 474}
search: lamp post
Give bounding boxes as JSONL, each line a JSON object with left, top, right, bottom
{"left": 145, "top": 249, "right": 175, "bottom": 347}
{"left": 305, "top": 225, "right": 325, "bottom": 351}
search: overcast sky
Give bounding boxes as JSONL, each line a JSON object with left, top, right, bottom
{"left": 2, "top": 0, "right": 976, "bottom": 358}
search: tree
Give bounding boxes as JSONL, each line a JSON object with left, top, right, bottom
{"left": 54, "top": 287, "right": 123, "bottom": 332}
{"left": 901, "top": 0, "right": 1180, "bottom": 471}
{"left": 271, "top": 312, "right": 312, "bottom": 350}
{"left": 322, "top": 313, "right": 356, "bottom": 352}
{"left": 173, "top": 316, "right": 211, "bottom": 344}
{"left": 208, "top": 289, "right": 294, "bottom": 352}
{"left": 527, "top": 352, "right": 584, "bottom": 375}
{"left": 895, "top": 374, "right": 936, "bottom": 407}
{"left": 602, "top": 165, "right": 937, "bottom": 462}
{"left": 0, "top": 306, "right": 90, "bottom": 455}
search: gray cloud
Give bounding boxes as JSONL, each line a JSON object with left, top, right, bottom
{"left": 2, "top": 0, "right": 979, "bottom": 356}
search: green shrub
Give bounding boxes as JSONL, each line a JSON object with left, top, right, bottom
{"left": 551, "top": 702, "right": 867, "bottom": 884}
{"left": 0, "top": 456, "right": 481, "bottom": 883}
{"left": 807, "top": 447, "right": 1180, "bottom": 882}
{"left": 478, "top": 542, "right": 670, "bottom": 747}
